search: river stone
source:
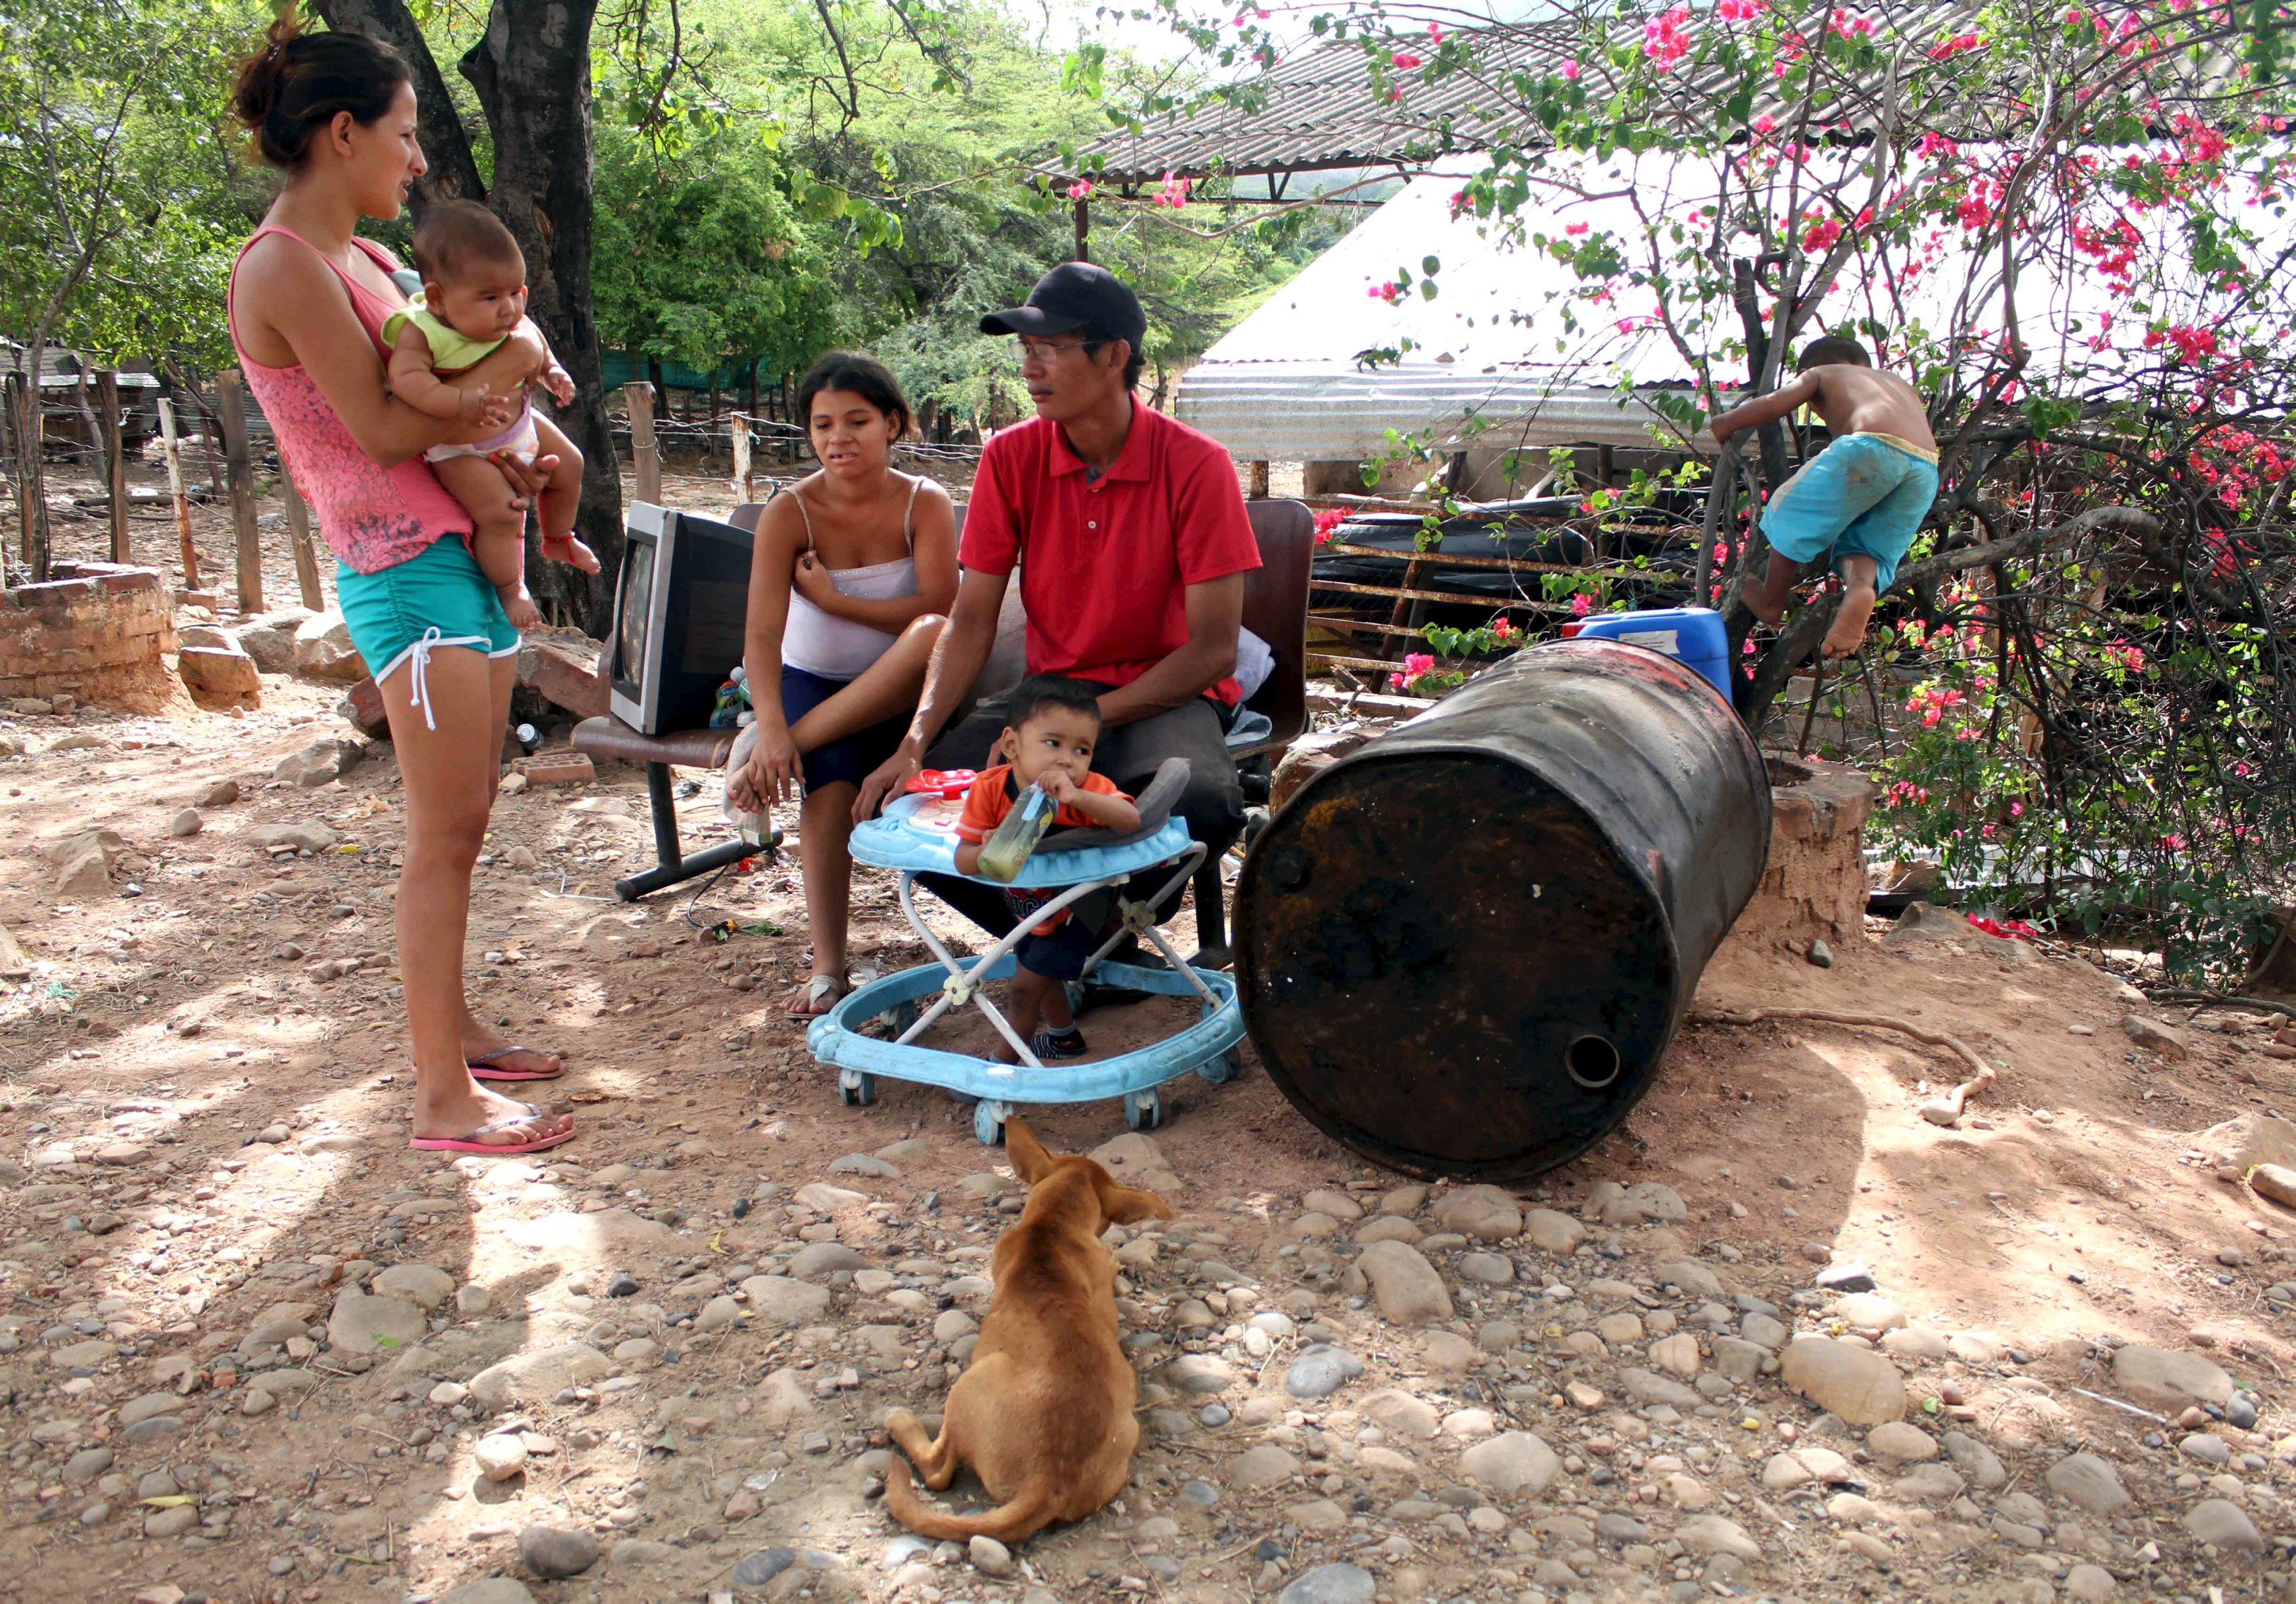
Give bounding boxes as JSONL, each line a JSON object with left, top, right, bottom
{"left": 1166, "top": 1353, "right": 1235, "bottom": 1395}
{"left": 1458, "top": 1251, "right": 1513, "bottom": 1285}
{"left": 731, "top": 1548, "right": 797, "bottom": 1589}
{"left": 1354, "top": 1216, "right": 1423, "bottom": 1244}
{"left": 1523, "top": 1208, "right": 1584, "bottom": 1254}
{"left": 1227, "top": 1445, "right": 1302, "bottom": 1488}
{"left": 1780, "top": 1336, "right": 1906, "bottom": 1425}
{"left": 1276, "top": 1563, "right": 1376, "bottom": 1604}
{"left": 475, "top": 1433, "right": 527, "bottom": 1481}
{"left": 789, "top": 1243, "right": 867, "bottom": 1279}
{"left": 1672, "top": 1515, "right": 1763, "bottom": 1561}
{"left": 1285, "top": 1344, "right": 1364, "bottom": 1399}
{"left": 2063, "top": 1563, "right": 2118, "bottom": 1602}
{"left": 1940, "top": 1430, "right": 2007, "bottom": 1489}
{"left": 438, "top": 1583, "right": 537, "bottom": 1604}
{"left": 1356, "top": 1240, "right": 1452, "bottom": 1324}
{"left": 1303, "top": 1189, "right": 1363, "bottom": 1221}
{"left": 2122, "top": 1015, "right": 2191, "bottom": 1059}
{"left": 969, "top": 1534, "right": 1016, "bottom": 1578}
{"left": 1599, "top": 1181, "right": 1687, "bottom": 1226}
{"left": 1866, "top": 1422, "right": 1938, "bottom": 1462}
{"left": 1460, "top": 1431, "right": 1561, "bottom": 1496}
{"left": 1431, "top": 1185, "right": 1523, "bottom": 1241}
{"left": 117, "top": 1393, "right": 180, "bottom": 1429}
{"left": 372, "top": 1264, "right": 455, "bottom": 1309}
{"left": 327, "top": 1288, "right": 425, "bottom": 1354}
{"left": 2045, "top": 1452, "right": 2131, "bottom": 1517}
{"left": 743, "top": 1275, "right": 833, "bottom": 1325}
{"left": 518, "top": 1525, "right": 597, "bottom": 1578}
{"left": 2184, "top": 1497, "right": 2264, "bottom": 1550}
{"left": 468, "top": 1342, "right": 610, "bottom": 1409}
{"left": 1361, "top": 1389, "right": 1441, "bottom": 1440}
{"left": 2111, "top": 1344, "right": 2234, "bottom": 1412}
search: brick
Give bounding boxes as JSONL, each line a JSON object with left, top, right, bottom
{"left": 514, "top": 750, "right": 595, "bottom": 786}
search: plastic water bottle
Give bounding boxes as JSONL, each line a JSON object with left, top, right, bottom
{"left": 514, "top": 722, "right": 540, "bottom": 754}
{"left": 975, "top": 783, "right": 1056, "bottom": 882}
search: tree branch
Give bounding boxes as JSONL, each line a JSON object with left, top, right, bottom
{"left": 314, "top": 0, "right": 487, "bottom": 208}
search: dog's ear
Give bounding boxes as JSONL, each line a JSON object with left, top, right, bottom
{"left": 1004, "top": 1119, "right": 1058, "bottom": 1185}
{"left": 1096, "top": 1172, "right": 1174, "bottom": 1226}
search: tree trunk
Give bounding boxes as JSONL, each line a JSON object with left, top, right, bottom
{"left": 312, "top": 0, "right": 621, "bottom": 635}
{"left": 460, "top": 0, "right": 620, "bottom": 634}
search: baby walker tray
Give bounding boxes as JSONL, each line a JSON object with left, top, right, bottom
{"left": 806, "top": 759, "right": 1246, "bottom": 1145}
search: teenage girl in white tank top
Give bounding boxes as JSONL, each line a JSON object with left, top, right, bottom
{"left": 730, "top": 354, "right": 958, "bottom": 1017}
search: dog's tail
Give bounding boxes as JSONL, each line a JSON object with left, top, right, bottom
{"left": 883, "top": 1452, "right": 1061, "bottom": 1544}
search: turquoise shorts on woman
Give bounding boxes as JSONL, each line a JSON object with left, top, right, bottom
{"left": 335, "top": 534, "right": 520, "bottom": 729}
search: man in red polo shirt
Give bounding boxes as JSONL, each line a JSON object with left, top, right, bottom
{"left": 855, "top": 262, "right": 1260, "bottom": 939}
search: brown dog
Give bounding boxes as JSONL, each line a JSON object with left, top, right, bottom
{"left": 882, "top": 1118, "right": 1172, "bottom": 1543}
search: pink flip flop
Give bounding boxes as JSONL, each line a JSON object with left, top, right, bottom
{"left": 466, "top": 1044, "right": 564, "bottom": 1082}
{"left": 410, "top": 1115, "right": 576, "bottom": 1155}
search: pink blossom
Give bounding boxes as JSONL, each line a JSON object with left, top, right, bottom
{"left": 1801, "top": 215, "right": 1843, "bottom": 253}
{"left": 1067, "top": 178, "right": 1096, "bottom": 201}
{"left": 1427, "top": 22, "right": 1444, "bottom": 43}
{"left": 1566, "top": 220, "right": 1590, "bottom": 236}
{"left": 1153, "top": 170, "right": 1191, "bottom": 208}
{"left": 1570, "top": 592, "right": 1595, "bottom": 617}
{"left": 1643, "top": 5, "right": 1693, "bottom": 66}
{"left": 1752, "top": 113, "right": 1776, "bottom": 134}
{"left": 1391, "top": 49, "right": 1424, "bottom": 69}
{"left": 1562, "top": 60, "right": 1581, "bottom": 79}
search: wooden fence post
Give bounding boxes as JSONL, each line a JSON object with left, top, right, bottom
{"left": 730, "top": 413, "right": 753, "bottom": 505}
{"left": 194, "top": 384, "right": 225, "bottom": 497}
{"left": 156, "top": 397, "right": 201, "bottom": 588}
{"left": 96, "top": 371, "right": 130, "bottom": 564}
{"left": 626, "top": 381, "right": 661, "bottom": 504}
{"left": 1248, "top": 461, "right": 1270, "bottom": 499}
{"left": 5, "top": 372, "right": 34, "bottom": 566}
{"left": 213, "top": 369, "right": 263, "bottom": 614}
{"left": 281, "top": 466, "right": 323, "bottom": 611}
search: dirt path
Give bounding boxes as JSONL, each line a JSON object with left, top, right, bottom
{"left": 5, "top": 504, "right": 2296, "bottom": 1604}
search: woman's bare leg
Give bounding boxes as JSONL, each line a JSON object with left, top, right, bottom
{"left": 787, "top": 614, "right": 946, "bottom": 753}
{"left": 455, "top": 654, "right": 562, "bottom": 1077}
{"left": 382, "top": 644, "right": 572, "bottom": 1146}
{"left": 787, "top": 781, "right": 858, "bottom": 1016}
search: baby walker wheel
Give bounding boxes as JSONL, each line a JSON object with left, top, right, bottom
{"left": 1198, "top": 1047, "right": 1240, "bottom": 1085}
{"left": 1125, "top": 1088, "right": 1165, "bottom": 1131}
{"left": 838, "top": 1069, "right": 876, "bottom": 1107}
{"left": 973, "top": 1099, "right": 1011, "bottom": 1147}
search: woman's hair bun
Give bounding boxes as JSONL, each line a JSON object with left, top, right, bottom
{"left": 230, "top": 13, "right": 410, "bottom": 171}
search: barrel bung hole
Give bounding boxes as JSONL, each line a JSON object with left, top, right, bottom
{"left": 1566, "top": 1034, "right": 1622, "bottom": 1090}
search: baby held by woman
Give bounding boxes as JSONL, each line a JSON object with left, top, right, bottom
{"left": 384, "top": 200, "right": 595, "bottom": 627}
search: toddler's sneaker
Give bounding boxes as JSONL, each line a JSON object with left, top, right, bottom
{"left": 1031, "top": 1026, "right": 1088, "bottom": 1061}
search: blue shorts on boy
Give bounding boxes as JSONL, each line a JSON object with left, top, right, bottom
{"left": 1760, "top": 432, "right": 1939, "bottom": 593}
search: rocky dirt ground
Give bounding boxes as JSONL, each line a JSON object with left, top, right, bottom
{"left": 7, "top": 479, "right": 2296, "bottom": 1604}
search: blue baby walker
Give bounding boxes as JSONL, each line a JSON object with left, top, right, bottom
{"left": 806, "top": 759, "right": 1248, "bottom": 1145}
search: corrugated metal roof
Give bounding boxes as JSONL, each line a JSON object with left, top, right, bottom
{"left": 1071, "top": 7, "right": 2236, "bottom": 184}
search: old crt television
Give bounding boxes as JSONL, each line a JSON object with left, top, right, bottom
{"left": 609, "top": 501, "right": 753, "bottom": 734}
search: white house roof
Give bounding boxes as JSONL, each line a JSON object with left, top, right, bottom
{"left": 1177, "top": 146, "right": 2288, "bottom": 460}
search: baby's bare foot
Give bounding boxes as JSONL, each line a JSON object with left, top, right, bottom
{"left": 500, "top": 583, "right": 542, "bottom": 631}
{"left": 543, "top": 533, "right": 601, "bottom": 574}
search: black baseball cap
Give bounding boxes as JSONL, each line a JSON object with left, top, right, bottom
{"left": 980, "top": 262, "right": 1147, "bottom": 348}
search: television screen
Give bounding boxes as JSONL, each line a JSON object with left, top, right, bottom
{"left": 615, "top": 537, "right": 655, "bottom": 698}
{"left": 609, "top": 503, "right": 754, "bottom": 735}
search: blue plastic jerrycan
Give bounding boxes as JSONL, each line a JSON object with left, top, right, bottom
{"left": 1565, "top": 607, "right": 1732, "bottom": 701}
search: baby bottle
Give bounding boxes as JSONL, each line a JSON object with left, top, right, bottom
{"left": 976, "top": 784, "right": 1056, "bottom": 882}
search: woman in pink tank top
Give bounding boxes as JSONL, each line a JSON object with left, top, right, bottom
{"left": 226, "top": 18, "right": 577, "bottom": 1155}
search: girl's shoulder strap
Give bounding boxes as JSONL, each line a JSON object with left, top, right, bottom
{"left": 901, "top": 471, "right": 928, "bottom": 550}
{"left": 775, "top": 481, "right": 817, "bottom": 551}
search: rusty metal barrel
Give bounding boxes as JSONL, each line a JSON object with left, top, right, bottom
{"left": 1235, "top": 640, "right": 1771, "bottom": 1180}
